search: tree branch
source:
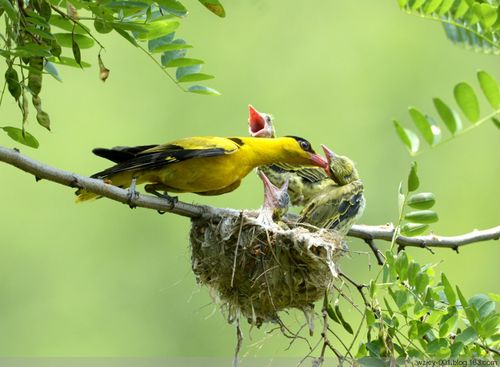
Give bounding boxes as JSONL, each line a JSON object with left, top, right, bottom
{"left": 0, "top": 146, "right": 498, "bottom": 251}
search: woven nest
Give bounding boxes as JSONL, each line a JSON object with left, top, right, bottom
{"left": 190, "top": 213, "right": 347, "bottom": 326}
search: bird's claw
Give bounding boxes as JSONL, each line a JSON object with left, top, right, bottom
{"left": 127, "top": 177, "right": 139, "bottom": 209}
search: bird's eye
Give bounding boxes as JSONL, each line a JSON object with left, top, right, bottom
{"left": 300, "top": 140, "right": 310, "bottom": 151}
{"left": 265, "top": 115, "right": 271, "bottom": 123}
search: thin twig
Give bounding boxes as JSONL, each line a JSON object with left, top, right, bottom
{"left": 0, "top": 146, "right": 499, "bottom": 250}
{"left": 364, "top": 239, "right": 384, "bottom": 265}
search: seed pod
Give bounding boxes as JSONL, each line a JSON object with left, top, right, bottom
{"left": 28, "top": 57, "right": 43, "bottom": 96}
{"left": 72, "top": 39, "right": 81, "bottom": 67}
{"left": 22, "top": 90, "right": 29, "bottom": 126}
{"left": 36, "top": 110, "right": 50, "bottom": 130}
{"left": 32, "top": 94, "right": 42, "bottom": 111}
{"left": 5, "top": 67, "right": 21, "bottom": 100}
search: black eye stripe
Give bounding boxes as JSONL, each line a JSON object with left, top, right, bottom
{"left": 285, "top": 136, "right": 315, "bottom": 153}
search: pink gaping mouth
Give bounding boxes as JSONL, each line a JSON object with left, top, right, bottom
{"left": 248, "top": 104, "right": 266, "bottom": 136}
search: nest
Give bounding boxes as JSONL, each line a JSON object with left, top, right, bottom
{"left": 190, "top": 213, "right": 347, "bottom": 326}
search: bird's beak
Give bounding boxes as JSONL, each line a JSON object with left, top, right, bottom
{"left": 308, "top": 152, "right": 329, "bottom": 169}
{"left": 248, "top": 104, "right": 267, "bottom": 137}
{"left": 321, "top": 144, "right": 336, "bottom": 165}
{"left": 258, "top": 170, "right": 278, "bottom": 203}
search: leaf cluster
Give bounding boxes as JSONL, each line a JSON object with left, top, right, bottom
{"left": 399, "top": 0, "right": 500, "bottom": 54}
{"left": 394, "top": 70, "right": 500, "bottom": 155}
{"left": 0, "top": 0, "right": 224, "bottom": 148}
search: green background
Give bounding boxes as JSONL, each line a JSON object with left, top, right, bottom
{"left": 0, "top": 1, "right": 498, "bottom": 359}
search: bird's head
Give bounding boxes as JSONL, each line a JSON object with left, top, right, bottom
{"left": 322, "top": 144, "right": 359, "bottom": 186}
{"left": 258, "top": 170, "right": 290, "bottom": 221}
{"left": 283, "top": 136, "right": 328, "bottom": 168}
{"left": 248, "top": 104, "right": 275, "bottom": 138}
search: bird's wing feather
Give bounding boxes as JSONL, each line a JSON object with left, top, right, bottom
{"left": 92, "top": 145, "right": 158, "bottom": 163}
{"left": 91, "top": 137, "right": 239, "bottom": 179}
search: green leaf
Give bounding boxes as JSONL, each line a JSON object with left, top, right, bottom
{"left": 473, "top": 3, "right": 498, "bottom": 28}
{"left": 415, "top": 272, "right": 429, "bottom": 295}
{"left": 25, "top": 25, "right": 55, "bottom": 40}
{"left": 47, "top": 56, "right": 91, "bottom": 68}
{"left": 395, "top": 251, "right": 409, "bottom": 281}
{"left": 177, "top": 73, "right": 214, "bottom": 83}
{"left": 0, "top": 0, "right": 18, "bottom": 21}
{"left": 14, "top": 43, "right": 52, "bottom": 57}
{"left": 334, "top": 304, "right": 354, "bottom": 334}
{"left": 113, "top": 27, "right": 138, "bottom": 47}
{"left": 409, "top": 107, "right": 440, "bottom": 146}
{"left": 407, "top": 192, "right": 435, "bottom": 209}
{"left": 393, "top": 120, "right": 420, "bottom": 154}
{"left": 94, "top": 19, "right": 113, "bottom": 34}
{"left": 450, "top": 342, "right": 464, "bottom": 358}
{"left": 439, "top": 310, "right": 458, "bottom": 337}
{"left": 408, "top": 261, "right": 420, "bottom": 287}
{"left": 492, "top": 117, "right": 500, "bottom": 129}
{"left": 438, "top": 0, "right": 455, "bottom": 15}
{"left": 198, "top": 0, "right": 225, "bottom": 17}
{"left": 407, "top": 161, "right": 419, "bottom": 192}
{"left": 433, "top": 98, "right": 462, "bottom": 135}
{"left": 366, "top": 309, "right": 376, "bottom": 327}
{"left": 1, "top": 127, "right": 39, "bottom": 148}
{"left": 441, "top": 273, "right": 456, "bottom": 306}
{"left": 401, "top": 223, "right": 429, "bottom": 237}
{"left": 54, "top": 33, "right": 95, "bottom": 49}
{"left": 326, "top": 302, "right": 341, "bottom": 324}
{"left": 469, "top": 294, "right": 496, "bottom": 318}
{"left": 156, "top": 0, "right": 187, "bottom": 17}
{"left": 135, "top": 20, "right": 180, "bottom": 40}
{"left": 457, "top": 286, "right": 478, "bottom": 326}
{"left": 72, "top": 39, "right": 82, "bottom": 67}
{"left": 487, "top": 293, "right": 500, "bottom": 302}
{"left": 411, "top": 0, "right": 426, "bottom": 11}
{"left": 405, "top": 210, "right": 438, "bottom": 224}
{"left": 165, "top": 58, "right": 204, "bottom": 68}
{"left": 424, "top": 0, "right": 443, "bottom": 15}
{"left": 50, "top": 15, "right": 89, "bottom": 34}
{"left": 187, "top": 85, "right": 221, "bottom": 96}
{"left": 479, "top": 313, "right": 500, "bottom": 339}
{"left": 454, "top": 82, "right": 480, "bottom": 123}
{"left": 151, "top": 43, "right": 192, "bottom": 53}
{"left": 369, "top": 279, "right": 376, "bottom": 298}
{"left": 477, "top": 70, "right": 500, "bottom": 109}
{"left": 455, "top": 326, "right": 478, "bottom": 345}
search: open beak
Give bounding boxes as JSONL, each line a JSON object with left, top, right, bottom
{"left": 248, "top": 104, "right": 267, "bottom": 137}
{"left": 258, "top": 170, "right": 278, "bottom": 204}
{"left": 321, "top": 144, "right": 336, "bottom": 165}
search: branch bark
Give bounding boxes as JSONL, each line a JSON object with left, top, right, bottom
{"left": 1, "top": 146, "right": 499, "bottom": 251}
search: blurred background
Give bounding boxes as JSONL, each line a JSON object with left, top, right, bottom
{"left": 0, "top": 0, "right": 498, "bottom": 361}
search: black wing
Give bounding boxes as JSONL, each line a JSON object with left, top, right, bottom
{"left": 91, "top": 146, "right": 227, "bottom": 179}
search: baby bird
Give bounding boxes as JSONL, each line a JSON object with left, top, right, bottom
{"left": 299, "top": 145, "right": 365, "bottom": 235}
{"left": 248, "top": 105, "right": 330, "bottom": 206}
{"left": 256, "top": 170, "right": 290, "bottom": 228}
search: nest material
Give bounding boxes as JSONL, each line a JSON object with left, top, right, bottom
{"left": 190, "top": 213, "right": 347, "bottom": 326}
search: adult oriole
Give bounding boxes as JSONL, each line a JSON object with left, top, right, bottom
{"left": 76, "top": 135, "right": 327, "bottom": 201}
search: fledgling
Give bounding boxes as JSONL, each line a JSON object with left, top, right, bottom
{"left": 256, "top": 170, "right": 290, "bottom": 228}
{"left": 299, "top": 145, "right": 365, "bottom": 235}
{"left": 248, "top": 105, "right": 331, "bottom": 206}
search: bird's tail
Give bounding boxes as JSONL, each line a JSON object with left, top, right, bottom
{"left": 75, "top": 189, "right": 99, "bottom": 203}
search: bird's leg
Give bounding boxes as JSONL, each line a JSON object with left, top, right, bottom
{"left": 144, "top": 184, "right": 178, "bottom": 213}
{"left": 127, "top": 177, "right": 139, "bottom": 209}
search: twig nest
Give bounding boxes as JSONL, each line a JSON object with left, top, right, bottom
{"left": 190, "top": 212, "right": 347, "bottom": 326}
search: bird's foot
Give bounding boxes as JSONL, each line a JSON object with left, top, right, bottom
{"left": 127, "top": 177, "right": 139, "bottom": 209}
{"left": 145, "top": 184, "right": 178, "bottom": 211}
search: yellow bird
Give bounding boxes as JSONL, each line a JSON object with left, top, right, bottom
{"left": 76, "top": 136, "right": 327, "bottom": 201}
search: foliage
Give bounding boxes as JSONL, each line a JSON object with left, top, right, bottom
{"left": 0, "top": 0, "right": 223, "bottom": 148}
{"left": 393, "top": 70, "right": 500, "bottom": 155}
{"left": 398, "top": 0, "right": 500, "bottom": 54}
{"left": 324, "top": 164, "right": 499, "bottom": 364}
